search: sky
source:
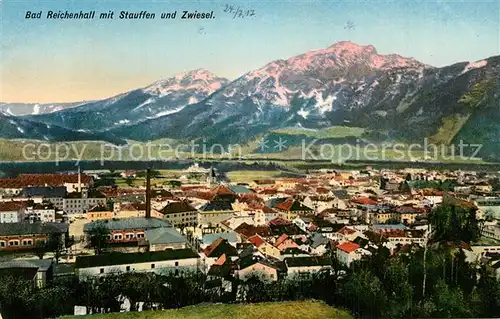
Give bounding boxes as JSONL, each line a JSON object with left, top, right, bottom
{"left": 1, "top": 0, "right": 499, "bottom": 103}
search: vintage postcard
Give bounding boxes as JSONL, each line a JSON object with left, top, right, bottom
{"left": 0, "top": 0, "right": 499, "bottom": 318}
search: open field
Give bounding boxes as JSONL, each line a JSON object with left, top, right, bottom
{"left": 61, "top": 301, "right": 352, "bottom": 319}
{"left": 0, "top": 137, "right": 492, "bottom": 164}
{"left": 271, "top": 126, "right": 366, "bottom": 138}
{"left": 226, "top": 170, "right": 281, "bottom": 182}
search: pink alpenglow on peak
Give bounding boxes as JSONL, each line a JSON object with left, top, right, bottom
{"left": 143, "top": 69, "right": 228, "bottom": 96}
{"left": 286, "top": 41, "right": 427, "bottom": 71}
{"left": 461, "top": 59, "right": 488, "bottom": 74}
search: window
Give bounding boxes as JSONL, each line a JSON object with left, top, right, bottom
{"left": 100, "top": 268, "right": 104, "bottom": 274}
{"left": 0, "top": 241, "right": 5, "bottom": 247}
{"left": 22, "top": 240, "right": 32, "bottom": 246}
{"left": 113, "top": 234, "right": 123, "bottom": 240}
{"left": 175, "top": 261, "right": 179, "bottom": 266}
{"left": 9, "top": 241, "right": 19, "bottom": 246}
{"left": 126, "top": 266, "right": 131, "bottom": 272}
{"left": 151, "top": 264, "right": 155, "bottom": 269}
{"left": 136, "top": 233, "right": 144, "bottom": 238}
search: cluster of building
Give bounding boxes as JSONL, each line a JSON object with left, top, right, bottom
{"left": 0, "top": 166, "right": 499, "bottom": 290}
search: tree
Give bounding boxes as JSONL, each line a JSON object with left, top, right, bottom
{"left": 420, "top": 279, "right": 473, "bottom": 318}
{"left": 428, "top": 204, "right": 481, "bottom": 243}
{"left": 88, "top": 223, "right": 110, "bottom": 255}
{"left": 125, "top": 176, "right": 134, "bottom": 187}
{"left": 342, "top": 268, "right": 387, "bottom": 318}
{"left": 47, "top": 233, "right": 64, "bottom": 264}
{"left": 0, "top": 276, "right": 35, "bottom": 319}
{"left": 380, "top": 258, "right": 413, "bottom": 318}
{"left": 34, "top": 240, "right": 48, "bottom": 260}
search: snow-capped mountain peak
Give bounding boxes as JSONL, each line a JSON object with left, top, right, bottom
{"left": 143, "top": 69, "right": 229, "bottom": 97}
{"left": 222, "top": 41, "right": 429, "bottom": 109}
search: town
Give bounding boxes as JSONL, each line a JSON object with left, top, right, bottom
{"left": 0, "top": 163, "right": 499, "bottom": 318}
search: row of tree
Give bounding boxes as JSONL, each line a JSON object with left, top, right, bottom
{"left": 1, "top": 244, "right": 498, "bottom": 319}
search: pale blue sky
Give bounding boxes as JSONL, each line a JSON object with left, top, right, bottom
{"left": 1, "top": 0, "right": 499, "bottom": 102}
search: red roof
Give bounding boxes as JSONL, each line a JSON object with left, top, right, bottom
{"left": 337, "top": 242, "right": 360, "bottom": 253}
{"left": 275, "top": 198, "right": 294, "bottom": 211}
{"left": 316, "top": 187, "right": 329, "bottom": 194}
{"left": 214, "top": 254, "right": 227, "bottom": 266}
{"left": 0, "top": 201, "right": 27, "bottom": 212}
{"left": 352, "top": 197, "right": 377, "bottom": 206}
{"left": 211, "top": 185, "right": 236, "bottom": 196}
{"left": 204, "top": 237, "right": 225, "bottom": 256}
{"left": 0, "top": 173, "right": 92, "bottom": 188}
{"left": 268, "top": 217, "right": 291, "bottom": 226}
{"left": 247, "top": 235, "right": 266, "bottom": 248}
{"left": 275, "top": 234, "right": 289, "bottom": 247}
{"left": 234, "top": 223, "right": 271, "bottom": 238}
{"left": 337, "top": 226, "right": 356, "bottom": 235}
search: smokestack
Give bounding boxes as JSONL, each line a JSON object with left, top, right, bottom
{"left": 145, "top": 167, "right": 151, "bottom": 218}
{"left": 77, "top": 166, "right": 82, "bottom": 193}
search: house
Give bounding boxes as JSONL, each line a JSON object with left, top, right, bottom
{"left": 206, "top": 254, "right": 234, "bottom": 293}
{"left": 280, "top": 247, "right": 310, "bottom": 260}
{"left": 201, "top": 231, "right": 240, "bottom": 250}
{"left": 83, "top": 217, "right": 172, "bottom": 252}
{"left": 144, "top": 227, "right": 188, "bottom": 251}
{"left": 0, "top": 173, "right": 93, "bottom": 195}
{"left": 284, "top": 256, "right": 333, "bottom": 278}
{"left": 220, "top": 213, "right": 256, "bottom": 231}
{"left": 274, "top": 199, "right": 313, "bottom": 221}
{"left": 336, "top": 241, "right": 369, "bottom": 267}
{"left": 268, "top": 218, "right": 305, "bottom": 237}
{"left": 336, "top": 226, "right": 362, "bottom": 242}
{"left": 21, "top": 186, "right": 66, "bottom": 207}
{"left": 293, "top": 216, "right": 313, "bottom": 232}
{"left": 247, "top": 234, "right": 281, "bottom": 258}
{"left": 0, "top": 201, "right": 27, "bottom": 223}
{"left": 275, "top": 234, "right": 299, "bottom": 251}
{"left": 384, "top": 229, "right": 426, "bottom": 246}
{"left": 160, "top": 200, "right": 198, "bottom": 227}
{"left": 395, "top": 205, "right": 425, "bottom": 225}
{"left": 309, "top": 233, "right": 330, "bottom": 255}
{"left": 197, "top": 201, "right": 235, "bottom": 228}
{"left": 0, "top": 222, "right": 69, "bottom": 252}
{"left": 25, "top": 202, "right": 57, "bottom": 223}
{"left": 75, "top": 249, "right": 200, "bottom": 277}
{"left": 0, "top": 259, "right": 53, "bottom": 288}
{"left": 475, "top": 182, "right": 493, "bottom": 194}
{"left": 202, "top": 238, "right": 239, "bottom": 269}
{"left": 234, "top": 223, "right": 271, "bottom": 239}
{"left": 210, "top": 185, "right": 237, "bottom": 202}
{"left": 120, "top": 171, "right": 137, "bottom": 179}
{"left": 86, "top": 205, "right": 114, "bottom": 221}
{"left": 114, "top": 202, "right": 163, "bottom": 220}
{"left": 236, "top": 255, "right": 281, "bottom": 281}
{"left": 482, "top": 224, "right": 500, "bottom": 241}
{"left": 63, "top": 190, "right": 107, "bottom": 215}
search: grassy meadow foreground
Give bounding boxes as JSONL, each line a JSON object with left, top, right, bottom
{"left": 61, "top": 301, "right": 352, "bottom": 319}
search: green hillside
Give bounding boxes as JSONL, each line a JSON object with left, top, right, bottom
{"left": 61, "top": 301, "right": 352, "bottom": 319}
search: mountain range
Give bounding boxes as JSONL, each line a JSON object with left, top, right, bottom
{"left": 1, "top": 41, "right": 499, "bottom": 161}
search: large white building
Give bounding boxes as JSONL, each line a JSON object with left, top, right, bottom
{"left": 0, "top": 202, "right": 26, "bottom": 223}
{"left": 75, "top": 249, "right": 201, "bottom": 278}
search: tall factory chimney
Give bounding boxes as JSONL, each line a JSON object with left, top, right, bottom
{"left": 145, "top": 167, "right": 151, "bottom": 218}
{"left": 77, "top": 166, "right": 82, "bottom": 193}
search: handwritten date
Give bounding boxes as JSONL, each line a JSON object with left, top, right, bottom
{"left": 223, "top": 4, "right": 255, "bottom": 19}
